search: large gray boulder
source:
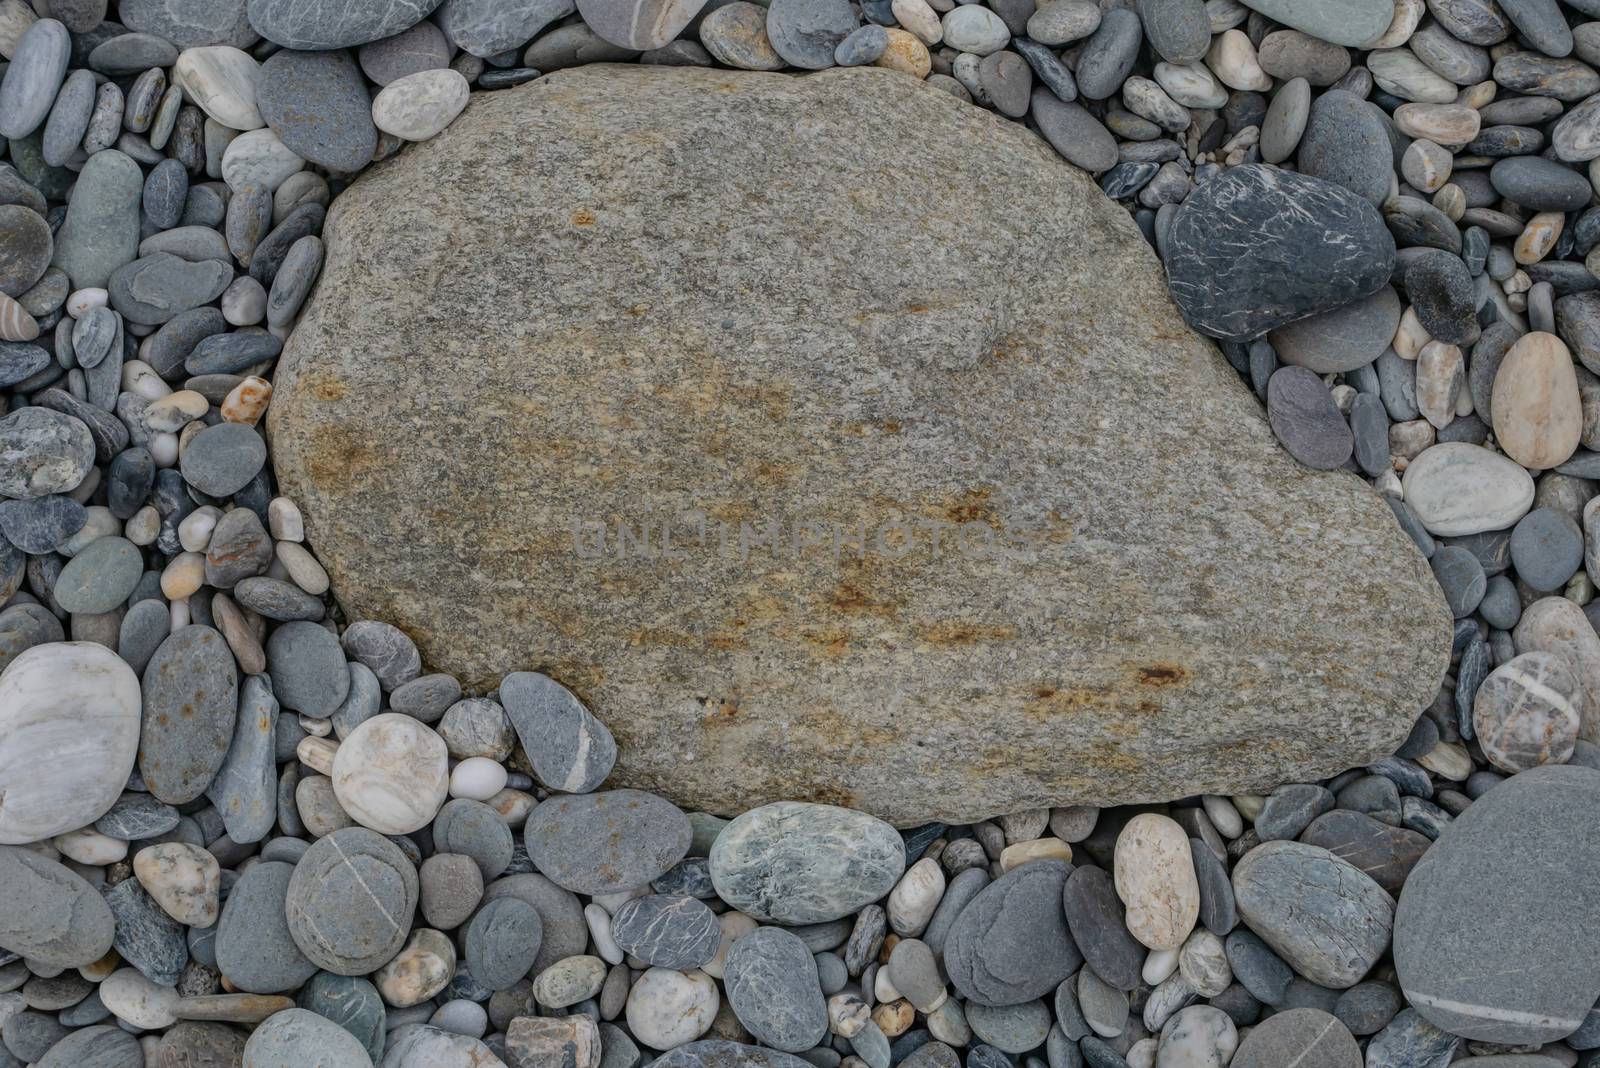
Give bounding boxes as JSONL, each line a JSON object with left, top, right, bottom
{"left": 269, "top": 65, "right": 1451, "bottom": 826}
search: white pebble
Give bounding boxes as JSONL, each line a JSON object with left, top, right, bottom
{"left": 585, "top": 902, "right": 624, "bottom": 965}
{"left": 887, "top": 857, "right": 946, "bottom": 937}
{"left": 1143, "top": 947, "right": 1179, "bottom": 985}
{"left": 269, "top": 497, "right": 304, "bottom": 541}
{"left": 66, "top": 288, "right": 108, "bottom": 318}
{"left": 53, "top": 827, "right": 127, "bottom": 865}
{"left": 149, "top": 432, "right": 179, "bottom": 467}
{"left": 449, "top": 755, "right": 508, "bottom": 800}
{"left": 178, "top": 505, "right": 223, "bottom": 552}
{"left": 100, "top": 968, "right": 179, "bottom": 1029}
{"left": 371, "top": 69, "right": 470, "bottom": 142}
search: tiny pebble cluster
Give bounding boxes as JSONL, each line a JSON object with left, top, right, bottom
{"left": 5, "top": 1, "right": 1600, "bottom": 1068}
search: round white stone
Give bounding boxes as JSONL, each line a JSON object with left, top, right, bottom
{"left": 940, "top": 6, "right": 1009, "bottom": 54}
{"left": 53, "top": 827, "right": 128, "bottom": 865}
{"left": 173, "top": 46, "right": 264, "bottom": 131}
{"left": 1401, "top": 442, "right": 1536, "bottom": 536}
{"left": 0, "top": 642, "right": 141, "bottom": 844}
{"left": 332, "top": 712, "right": 449, "bottom": 834}
{"left": 221, "top": 127, "right": 306, "bottom": 193}
{"left": 100, "top": 968, "right": 180, "bottom": 1029}
{"left": 448, "top": 755, "right": 508, "bottom": 801}
{"left": 372, "top": 69, "right": 470, "bottom": 142}
{"left": 625, "top": 967, "right": 719, "bottom": 1049}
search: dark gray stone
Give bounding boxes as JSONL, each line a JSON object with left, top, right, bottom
{"left": 0, "top": 493, "right": 84, "bottom": 553}
{"left": 1363, "top": 1009, "right": 1459, "bottom": 1068}
{"left": 1030, "top": 91, "right": 1115, "bottom": 172}
{"left": 0, "top": 204, "right": 50, "bottom": 298}
{"left": 1300, "top": 90, "right": 1391, "bottom": 207}
{"left": 180, "top": 422, "right": 267, "bottom": 496}
{"left": 1430, "top": 545, "right": 1487, "bottom": 617}
{"left": 1230, "top": 1007, "right": 1360, "bottom": 1068}
{"left": 498, "top": 671, "right": 618, "bottom": 793}
{"left": 266, "top": 619, "right": 350, "bottom": 716}
{"left": 610, "top": 894, "right": 720, "bottom": 969}
{"left": 1165, "top": 164, "right": 1395, "bottom": 341}
{"left": 946, "top": 859, "right": 1081, "bottom": 1007}
{"left": 1075, "top": 9, "right": 1141, "bottom": 99}
{"left": 204, "top": 506, "right": 272, "bottom": 589}
{"left": 258, "top": 49, "right": 377, "bottom": 173}
{"left": 1062, "top": 865, "right": 1142, "bottom": 990}
{"left": 140, "top": 624, "right": 238, "bottom": 805}
{"left": 1395, "top": 764, "right": 1600, "bottom": 1044}
{"left": 1298, "top": 810, "right": 1430, "bottom": 895}
{"left": 1334, "top": 981, "right": 1402, "bottom": 1036}
{"left": 479, "top": 873, "right": 587, "bottom": 975}
{"left": 216, "top": 860, "right": 318, "bottom": 993}
{"left": 104, "top": 876, "right": 188, "bottom": 985}
{"left": 1509, "top": 507, "right": 1583, "bottom": 592}
{"left": 206, "top": 673, "right": 280, "bottom": 844}
{"left": 1191, "top": 838, "right": 1238, "bottom": 936}
{"left": 33, "top": 1023, "right": 143, "bottom": 1068}
{"left": 96, "top": 793, "right": 180, "bottom": 840}
{"left": 725, "top": 925, "right": 829, "bottom": 1052}
{"left": 1267, "top": 367, "right": 1354, "bottom": 470}
{"left": 1491, "top": 156, "right": 1593, "bottom": 212}
{"left": 1138, "top": 0, "right": 1207, "bottom": 63}
{"left": 299, "top": 973, "right": 386, "bottom": 1064}
{"left": 53, "top": 534, "right": 142, "bottom": 613}
{"left": 1224, "top": 929, "right": 1293, "bottom": 1006}
{"left": 340, "top": 619, "right": 421, "bottom": 690}
{"left": 438, "top": 0, "right": 576, "bottom": 56}
{"left": 1404, "top": 250, "right": 1480, "bottom": 345}
{"left": 119, "top": 0, "right": 255, "bottom": 46}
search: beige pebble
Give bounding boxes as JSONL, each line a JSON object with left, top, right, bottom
{"left": 212, "top": 591, "right": 266, "bottom": 675}
{"left": 1417, "top": 739, "right": 1474, "bottom": 780}
{"left": 1415, "top": 340, "right": 1463, "bottom": 430}
{"left": 1456, "top": 79, "right": 1496, "bottom": 108}
{"left": 1371, "top": 0, "right": 1424, "bottom": 47}
{"left": 0, "top": 290, "right": 39, "bottom": 342}
{"left": 1491, "top": 331, "right": 1582, "bottom": 469}
{"left": 1389, "top": 419, "right": 1436, "bottom": 461}
{"left": 703, "top": 911, "right": 757, "bottom": 980}
{"left": 268, "top": 497, "right": 304, "bottom": 541}
{"left": 54, "top": 827, "right": 128, "bottom": 865}
{"left": 887, "top": 857, "right": 946, "bottom": 936}
{"left": 874, "top": 999, "right": 914, "bottom": 1037}
{"left": 1113, "top": 813, "right": 1199, "bottom": 951}
{"left": 133, "top": 842, "right": 221, "bottom": 927}
{"left": 1393, "top": 102, "right": 1481, "bottom": 145}
{"left": 1393, "top": 305, "right": 1430, "bottom": 360}
{"left": 222, "top": 375, "right": 272, "bottom": 424}
{"left": 160, "top": 551, "right": 207, "bottom": 599}
{"left": 178, "top": 505, "right": 222, "bottom": 553}
{"left": 101, "top": 968, "right": 179, "bottom": 1029}
{"left": 999, "top": 837, "right": 1073, "bottom": 872}
{"left": 1433, "top": 182, "right": 1466, "bottom": 221}
{"left": 890, "top": 0, "right": 942, "bottom": 44}
{"left": 874, "top": 27, "right": 931, "bottom": 78}
{"left": 275, "top": 540, "right": 329, "bottom": 594}
{"left": 485, "top": 786, "right": 537, "bottom": 826}
{"left": 296, "top": 734, "right": 338, "bottom": 775}
{"left": 332, "top": 713, "right": 449, "bottom": 834}
{"left": 1206, "top": 29, "right": 1270, "bottom": 91}
{"left": 376, "top": 928, "right": 456, "bottom": 1007}
{"left": 144, "top": 390, "right": 210, "bottom": 432}
{"left": 1515, "top": 211, "right": 1564, "bottom": 265}
{"left": 79, "top": 949, "right": 121, "bottom": 982}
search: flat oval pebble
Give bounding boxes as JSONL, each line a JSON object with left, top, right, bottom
{"left": 247, "top": 0, "right": 442, "bottom": 50}
{"left": 0, "top": 641, "right": 140, "bottom": 844}
{"left": 1232, "top": 840, "right": 1393, "bottom": 989}
{"left": 724, "top": 925, "right": 828, "bottom": 1051}
{"left": 258, "top": 48, "right": 377, "bottom": 172}
{"left": 710, "top": 802, "right": 904, "bottom": 924}
{"left": 1473, "top": 651, "right": 1581, "bottom": 772}
{"left": 766, "top": 0, "right": 859, "bottom": 69}
{"left": 140, "top": 624, "right": 238, "bottom": 804}
{"left": 611, "top": 894, "right": 721, "bottom": 969}
{"left": 372, "top": 69, "right": 471, "bottom": 142}
{"left": 0, "top": 844, "right": 116, "bottom": 967}
{"left": 528, "top": 788, "right": 691, "bottom": 896}
{"left": 0, "top": 18, "right": 70, "bottom": 141}
{"left": 1492, "top": 332, "right": 1582, "bottom": 469}
{"left": 945, "top": 859, "right": 1079, "bottom": 1007}
{"left": 1401, "top": 443, "right": 1536, "bottom": 536}
{"left": 464, "top": 896, "right": 541, "bottom": 990}
{"left": 331, "top": 712, "right": 449, "bottom": 835}
{"left": 242, "top": 1006, "right": 372, "bottom": 1068}
{"left": 215, "top": 860, "right": 318, "bottom": 993}
{"left": 287, "top": 825, "right": 418, "bottom": 974}
{"left": 1267, "top": 366, "right": 1355, "bottom": 470}
{"left": 172, "top": 46, "right": 263, "bottom": 131}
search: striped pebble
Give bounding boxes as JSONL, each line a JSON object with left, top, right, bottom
{"left": 1473, "top": 651, "right": 1581, "bottom": 773}
{"left": 0, "top": 291, "right": 39, "bottom": 342}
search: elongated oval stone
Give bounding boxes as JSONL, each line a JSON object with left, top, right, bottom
{"left": 577, "top": 0, "right": 709, "bottom": 49}
{"left": 246, "top": 0, "right": 444, "bottom": 49}
{"left": 0, "top": 844, "right": 116, "bottom": 966}
{"left": 1232, "top": 840, "right": 1393, "bottom": 989}
{"left": 1165, "top": 163, "right": 1396, "bottom": 341}
{"left": 50, "top": 148, "right": 143, "bottom": 289}
{"left": 499, "top": 670, "right": 616, "bottom": 794}
{"left": 1235, "top": 0, "right": 1393, "bottom": 47}
{"left": 945, "top": 859, "right": 1081, "bottom": 1007}
{"left": 1396, "top": 764, "right": 1600, "bottom": 1044}
{"left": 0, "top": 641, "right": 140, "bottom": 844}
{"left": 529, "top": 789, "right": 692, "bottom": 896}
{"left": 439, "top": 0, "right": 577, "bottom": 56}
{"left": 1401, "top": 443, "right": 1536, "bottom": 536}
{"left": 0, "top": 18, "right": 70, "bottom": 139}
{"left": 724, "top": 926, "right": 829, "bottom": 1051}
{"left": 710, "top": 802, "right": 905, "bottom": 923}
{"left": 140, "top": 625, "right": 239, "bottom": 804}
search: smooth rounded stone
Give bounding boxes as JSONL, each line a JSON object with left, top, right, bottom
{"left": 133, "top": 841, "right": 219, "bottom": 927}
{"left": 710, "top": 802, "right": 902, "bottom": 923}
{"left": 1074, "top": 967, "right": 1129, "bottom": 1037}
{"left": 0, "top": 19, "right": 69, "bottom": 140}
{"left": 373, "top": 927, "right": 454, "bottom": 1008}
{"left": 433, "top": 798, "right": 514, "bottom": 881}
{"left": 1297, "top": 810, "right": 1430, "bottom": 896}
{"left": 247, "top": 0, "right": 439, "bottom": 49}
{"left": 978, "top": 50, "right": 1031, "bottom": 118}
{"left": 532, "top": 954, "right": 605, "bottom": 1009}
{"left": 1138, "top": 0, "right": 1206, "bottom": 63}
{"left": 1395, "top": 765, "right": 1600, "bottom": 1043}
{"left": 0, "top": 844, "right": 114, "bottom": 966}
{"left": 216, "top": 860, "right": 316, "bottom": 993}
{"left": 0, "top": 405, "right": 93, "bottom": 499}
{"left": 1257, "top": 30, "right": 1350, "bottom": 86}
{"left": 1298, "top": 90, "right": 1391, "bottom": 207}
{"left": 0, "top": 602, "right": 63, "bottom": 674}
{"left": 499, "top": 671, "right": 615, "bottom": 793}
{"left": 419, "top": 852, "right": 483, "bottom": 930}
{"left": 339, "top": 620, "right": 419, "bottom": 690}
{"left": 462, "top": 897, "right": 540, "bottom": 991}
{"left": 1075, "top": 8, "right": 1141, "bottom": 99}
{"left": 384, "top": 1023, "right": 503, "bottom": 1067}
{"left": 1430, "top": 545, "right": 1486, "bottom": 617}
{"left": 220, "top": 127, "right": 305, "bottom": 193}
{"left": 1155, "top": 1004, "right": 1235, "bottom": 1067}
{"left": 763, "top": 0, "right": 858, "bottom": 69}
{"left": 695, "top": 2, "right": 783, "bottom": 68}
{"left": 834, "top": 24, "right": 888, "bottom": 65}
{"left": 1232, "top": 840, "right": 1393, "bottom": 989}
{"left": 1472, "top": 651, "right": 1581, "bottom": 772}
{"left": 243, "top": 1007, "right": 371, "bottom": 1067}
{"left": 1266, "top": 367, "right": 1353, "bottom": 470}
{"left": 1258, "top": 76, "right": 1311, "bottom": 164}
{"left": 1511, "top": 507, "right": 1584, "bottom": 592}
{"left": 941, "top": 5, "right": 1008, "bottom": 54}
{"left": 285, "top": 826, "right": 418, "bottom": 975}
{"left": 1031, "top": 91, "right": 1117, "bottom": 172}
{"left": 54, "top": 537, "right": 143, "bottom": 613}
{"left": 1114, "top": 814, "right": 1200, "bottom": 952}
{"left": 610, "top": 895, "right": 719, "bottom": 969}
{"left": 0, "top": 205, "right": 49, "bottom": 300}
{"left": 723, "top": 926, "right": 828, "bottom": 1051}
{"left": 372, "top": 69, "right": 470, "bottom": 142}
{"left": 1493, "top": 331, "right": 1583, "bottom": 469}
{"left": 30, "top": 1023, "right": 142, "bottom": 1068}
{"left": 359, "top": 20, "right": 450, "bottom": 85}
{"left": 139, "top": 624, "right": 238, "bottom": 804}
{"left": 945, "top": 860, "right": 1079, "bottom": 1007}
{"left": 265, "top": 624, "right": 347, "bottom": 722}
{"left": 652, "top": 1042, "right": 821, "bottom": 1068}
{"left": 258, "top": 49, "right": 376, "bottom": 172}
{"left": 1401, "top": 443, "right": 1535, "bottom": 536}
{"left": 1255, "top": 784, "right": 1333, "bottom": 841}
{"left": 1367, "top": 47, "right": 1458, "bottom": 102}
{"left": 40, "top": 65, "right": 90, "bottom": 165}
{"left": 331, "top": 712, "right": 448, "bottom": 835}
{"left": 102, "top": 876, "right": 186, "bottom": 987}
{"left": 0, "top": 646, "right": 140, "bottom": 848}
{"left": 298, "top": 973, "right": 385, "bottom": 1064}
{"left": 1491, "top": 157, "right": 1593, "bottom": 213}
{"left": 1229, "top": 1007, "right": 1358, "bottom": 1068}
{"left": 529, "top": 789, "right": 690, "bottom": 896}
{"left": 966, "top": 999, "right": 1051, "bottom": 1052}
{"left": 1165, "top": 163, "right": 1394, "bottom": 342}
{"left": 156, "top": 1020, "right": 251, "bottom": 1067}
{"left": 1027, "top": 0, "right": 1098, "bottom": 45}
{"left": 1268, "top": 286, "right": 1398, "bottom": 376}
{"left": 269, "top": 67, "right": 1452, "bottom": 823}
{"left": 1404, "top": 250, "right": 1477, "bottom": 346}
{"left": 0, "top": 491, "right": 81, "bottom": 554}
{"left": 108, "top": 253, "right": 233, "bottom": 327}
{"left": 180, "top": 423, "right": 267, "bottom": 500}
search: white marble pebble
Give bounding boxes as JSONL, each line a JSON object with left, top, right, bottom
{"left": 372, "top": 69, "right": 471, "bottom": 142}
{"left": 100, "top": 968, "right": 180, "bottom": 1029}
{"left": 66, "top": 287, "right": 108, "bottom": 317}
{"left": 1206, "top": 29, "right": 1270, "bottom": 91}
{"left": 173, "top": 46, "right": 264, "bottom": 131}
{"left": 332, "top": 712, "right": 450, "bottom": 834}
{"left": 449, "top": 755, "right": 509, "bottom": 800}
{"left": 150, "top": 432, "right": 180, "bottom": 467}
{"left": 170, "top": 598, "right": 191, "bottom": 630}
{"left": 123, "top": 360, "right": 173, "bottom": 400}
{"left": 53, "top": 827, "right": 128, "bottom": 865}
{"left": 269, "top": 497, "right": 305, "bottom": 541}
{"left": 179, "top": 505, "right": 223, "bottom": 552}
{"left": 1114, "top": 813, "right": 1200, "bottom": 951}
{"left": 887, "top": 857, "right": 946, "bottom": 936}
{"left": 221, "top": 127, "right": 306, "bottom": 193}
{"left": 625, "top": 968, "right": 719, "bottom": 1049}
{"left": 1401, "top": 442, "right": 1536, "bottom": 536}
{"left": 586, "top": 902, "right": 625, "bottom": 965}
{"left": 297, "top": 735, "right": 337, "bottom": 775}
{"left": 0, "top": 642, "right": 142, "bottom": 845}
{"left": 1143, "top": 947, "right": 1180, "bottom": 985}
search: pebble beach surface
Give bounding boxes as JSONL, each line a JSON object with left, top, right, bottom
{"left": 4, "top": 1, "right": 1600, "bottom": 1068}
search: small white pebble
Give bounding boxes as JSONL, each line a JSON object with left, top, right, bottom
{"left": 299, "top": 715, "right": 333, "bottom": 737}
{"left": 122, "top": 360, "right": 172, "bottom": 400}
{"left": 179, "top": 506, "right": 224, "bottom": 553}
{"left": 149, "top": 432, "right": 180, "bottom": 467}
{"left": 449, "top": 756, "right": 508, "bottom": 801}
{"left": 126, "top": 505, "right": 161, "bottom": 546}
{"left": 585, "top": 902, "right": 624, "bottom": 965}
{"left": 1143, "top": 947, "right": 1179, "bottom": 985}
{"left": 269, "top": 496, "right": 304, "bottom": 541}
{"left": 170, "top": 598, "right": 190, "bottom": 630}
{"left": 66, "top": 287, "right": 108, "bottom": 318}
